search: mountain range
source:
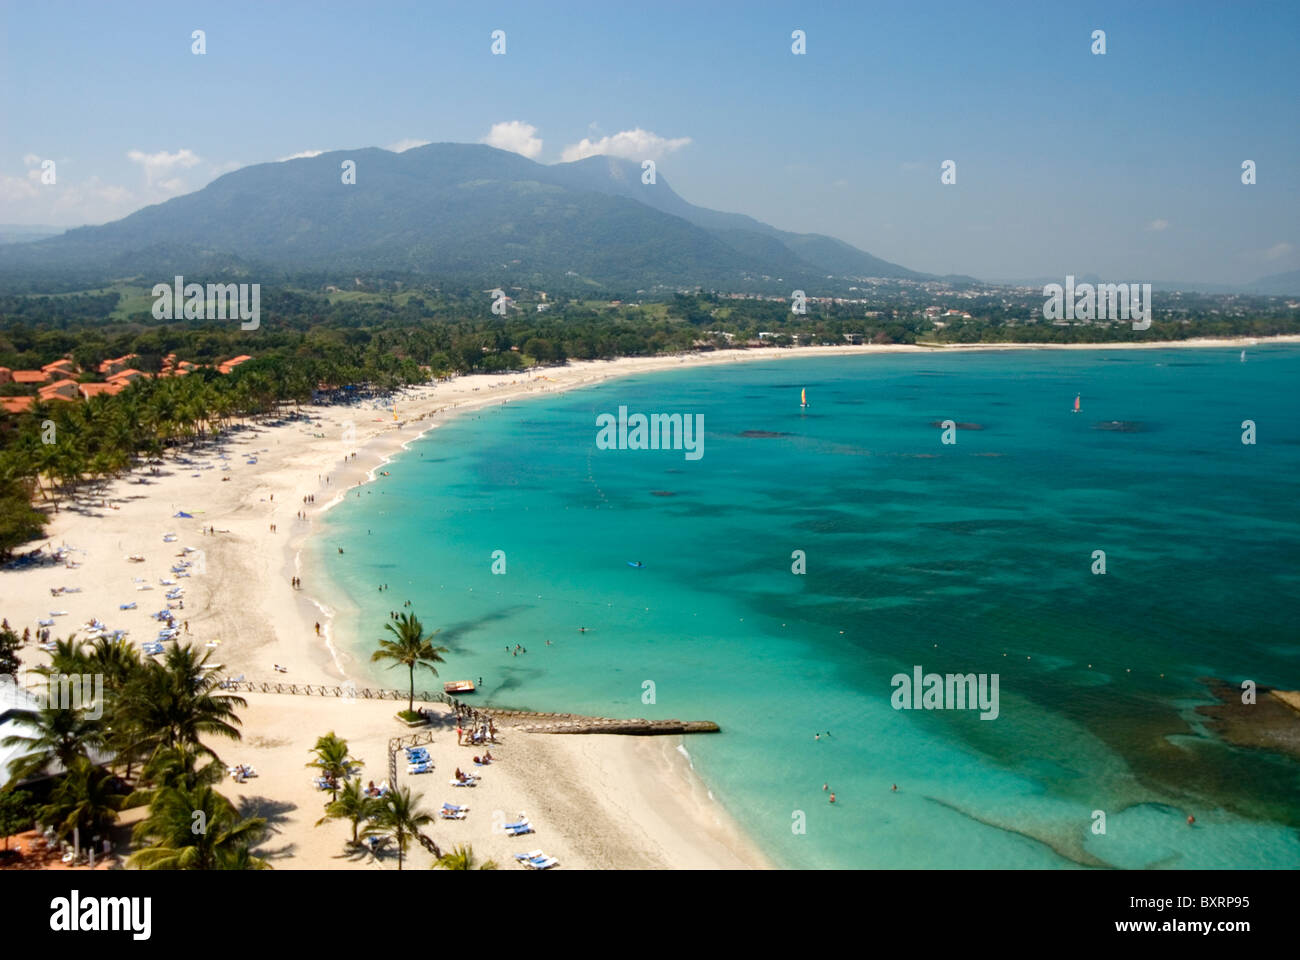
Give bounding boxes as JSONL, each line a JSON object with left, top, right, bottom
{"left": 0, "top": 144, "right": 953, "bottom": 294}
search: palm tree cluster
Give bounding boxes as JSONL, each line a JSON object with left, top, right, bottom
{"left": 0, "top": 637, "right": 268, "bottom": 869}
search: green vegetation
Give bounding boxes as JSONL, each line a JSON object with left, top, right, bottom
{"left": 0, "top": 633, "right": 267, "bottom": 868}
{"left": 435, "top": 843, "right": 497, "bottom": 870}
{"left": 0, "top": 788, "right": 35, "bottom": 850}
{"left": 316, "top": 778, "right": 379, "bottom": 847}
{"left": 306, "top": 731, "right": 363, "bottom": 801}
{"left": 372, "top": 612, "right": 448, "bottom": 714}
{"left": 365, "top": 785, "right": 435, "bottom": 871}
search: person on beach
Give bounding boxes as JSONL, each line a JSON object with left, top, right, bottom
{"left": 315, "top": 622, "right": 321, "bottom": 636}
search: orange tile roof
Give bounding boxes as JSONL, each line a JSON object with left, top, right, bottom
{"left": 12, "top": 370, "right": 48, "bottom": 384}
{"left": 79, "top": 382, "right": 126, "bottom": 398}
{"left": 0, "top": 396, "right": 35, "bottom": 414}
{"left": 107, "top": 368, "right": 143, "bottom": 383}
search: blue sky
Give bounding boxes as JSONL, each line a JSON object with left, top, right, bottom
{"left": 2, "top": 0, "right": 1296, "bottom": 284}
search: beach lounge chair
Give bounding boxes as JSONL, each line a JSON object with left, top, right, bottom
{"left": 513, "top": 849, "right": 544, "bottom": 863}
{"left": 119, "top": 602, "right": 137, "bottom": 610}
{"left": 440, "top": 805, "right": 468, "bottom": 820}
{"left": 407, "top": 762, "right": 433, "bottom": 775}
{"left": 448, "top": 778, "right": 476, "bottom": 787}
{"left": 441, "top": 802, "right": 467, "bottom": 813}
{"left": 528, "top": 855, "right": 559, "bottom": 870}
{"left": 506, "top": 823, "right": 533, "bottom": 837}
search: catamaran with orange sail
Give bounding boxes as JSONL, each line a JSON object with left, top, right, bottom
{"left": 800, "top": 387, "right": 808, "bottom": 408}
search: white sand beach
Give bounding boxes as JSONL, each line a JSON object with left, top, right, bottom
{"left": 5, "top": 335, "right": 1297, "bottom": 869}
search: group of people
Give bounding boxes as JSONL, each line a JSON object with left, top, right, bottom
{"left": 457, "top": 720, "right": 497, "bottom": 746}
{"left": 291, "top": 576, "right": 302, "bottom": 589}
{"left": 507, "top": 643, "right": 528, "bottom": 656}
{"left": 302, "top": 493, "right": 316, "bottom": 504}
{"left": 364, "top": 781, "right": 387, "bottom": 798}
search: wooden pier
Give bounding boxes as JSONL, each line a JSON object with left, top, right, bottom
{"left": 218, "top": 678, "right": 720, "bottom": 736}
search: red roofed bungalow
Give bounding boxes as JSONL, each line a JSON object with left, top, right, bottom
{"left": 39, "top": 379, "right": 81, "bottom": 402}
{"left": 0, "top": 396, "right": 35, "bottom": 415}
{"left": 107, "top": 369, "right": 144, "bottom": 385}
{"left": 0, "top": 367, "right": 11, "bottom": 385}
{"left": 218, "top": 355, "right": 253, "bottom": 374}
{"left": 98, "top": 354, "right": 138, "bottom": 377}
{"left": 79, "top": 382, "right": 126, "bottom": 399}
{"left": 42, "top": 358, "right": 77, "bottom": 376}
{"left": 12, "top": 370, "right": 48, "bottom": 385}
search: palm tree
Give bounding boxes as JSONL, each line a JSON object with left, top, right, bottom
{"left": 37, "top": 757, "right": 123, "bottom": 842}
{"left": 365, "top": 786, "right": 435, "bottom": 870}
{"left": 306, "top": 731, "right": 362, "bottom": 801}
{"left": 129, "top": 782, "right": 268, "bottom": 870}
{"left": 371, "top": 612, "right": 448, "bottom": 714}
{"left": 1, "top": 703, "right": 106, "bottom": 785}
{"left": 316, "top": 778, "right": 378, "bottom": 847}
{"left": 121, "top": 644, "right": 244, "bottom": 763}
{"left": 435, "top": 843, "right": 497, "bottom": 870}
{"left": 124, "top": 743, "right": 224, "bottom": 808}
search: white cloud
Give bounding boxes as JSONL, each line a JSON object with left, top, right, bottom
{"left": 127, "top": 148, "right": 201, "bottom": 186}
{"left": 22, "top": 153, "right": 40, "bottom": 167}
{"left": 559, "top": 128, "right": 690, "bottom": 163}
{"left": 277, "top": 149, "right": 324, "bottom": 162}
{"left": 1264, "top": 242, "right": 1294, "bottom": 261}
{"left": 1147, "top": 218, "right": 1169, "bottom": 232}
{"left": 482, "top": 121, "right": 543, "bottom": 159}
{"left": 386, "top": 138, "right": 432, "bottom": 153}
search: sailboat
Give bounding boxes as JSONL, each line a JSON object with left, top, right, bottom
{"left": 1072, "top": 394, "right": 1081, "bottom": 414}
{"left": 1240, "top": 349, "right": 1246, "bottom": 362}
{"left": 800, "top": 387, "right": 809, "bottom": 408}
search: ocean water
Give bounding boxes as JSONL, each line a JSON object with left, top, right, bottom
{"left": 314, "top": 347, "right": 1300, "bottom": 869}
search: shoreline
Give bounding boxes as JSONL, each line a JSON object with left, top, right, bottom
{"left": 6, "top": 334, "right": 1298, "bottom": 869}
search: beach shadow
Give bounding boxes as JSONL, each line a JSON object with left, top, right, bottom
{"left": 236, "top": 795, "right": 297, "bottom": 827}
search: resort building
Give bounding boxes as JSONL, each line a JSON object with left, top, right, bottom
{"left": 0, "top": 367, "right": 11, "bottom": 385}
{"left": 107, "top": 368, "right": 145, "bottom": 386}
{"left": 79, "top": 381, "right": 127, "bottom": 399}
{"left": 41, "top": 358, "right": 78, "bottom": 378}
{"left": 11, "top": 370, "right": 48, "bottom": 385}
{"left": 98, "top": 353, "right": 139, "bottom": 377}
{"left": 0, "top": 396, "right": 35, "bottom": 414}
{"left": 38, "top": 379, "right": 81, "bottom": 402}
{"left": 218, "top": 355, "right": 253, "bottom": 374}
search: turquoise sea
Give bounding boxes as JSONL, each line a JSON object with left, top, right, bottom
{"left": 314, "top": 346, "right": 1300, "bottom": 869}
